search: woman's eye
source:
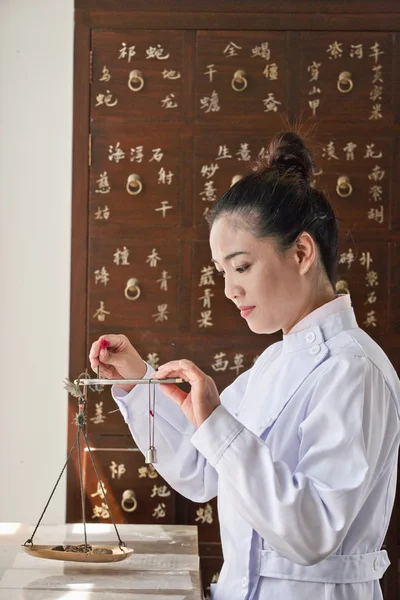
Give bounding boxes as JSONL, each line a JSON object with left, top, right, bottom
{"left": 236, "top": 265, "right": 249, "bottom": 274}
{"left": 216, "top": 270, "right": 226, "bottom": 278}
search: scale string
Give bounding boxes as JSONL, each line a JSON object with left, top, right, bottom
{"left": 82, "top": 429, "right": 125, "bottom": 549}
{"left": 24, "top": 436, "right": 79, "bottom": 546}
{"left": 148, "top": 380, "right": 151, "bottom": 450}
{"left": 148, "top": 382, "right": 156, "bottom": 449}
{"left": 77, "top": 427, "right": 88, "bottom": 551}
{"left": 151, "top": 383, "right": 155, "bottom": 448}
{"left": 25, "top": 375, "right": 126, "bottom": 551}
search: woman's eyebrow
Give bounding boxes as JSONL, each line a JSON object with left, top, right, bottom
{"left": 211, "top": 251, "right": 250, "bottom": 264}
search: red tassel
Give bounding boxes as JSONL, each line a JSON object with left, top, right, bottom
{"left": 100, "top": 338, "right": 110, "bottom": 350}
{"left": 149, "top": 410, "right": 154, "bottom": 417}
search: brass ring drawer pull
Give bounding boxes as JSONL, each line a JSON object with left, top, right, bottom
{"left": 121, "top": 489, "right": 138, "bottom": 513}
{"left": 232, "top": 70, "right": 247, "bottom": 92}
{"left": 335, "top": 279, "right": 350, "bottom": 295}
{"left": 125, "top": 278, "right": 141, "bottom": 301}
{"left": 126, "top": 173, "right": 143, "bottom": 195}
{"left": 336, "top": 175, "right": 353, "bottom": 198}
{"left": 128, "top": 69, "right": 144, "bottom": 92}
{"left": 337, "top": 71, "right": 353, "bottom": 94}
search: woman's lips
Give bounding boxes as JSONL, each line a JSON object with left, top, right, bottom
{"left": 240, "top": 306, "right": 255, "bottom": 318}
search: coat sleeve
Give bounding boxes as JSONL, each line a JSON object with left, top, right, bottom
{"left": 112, "top": 362, "right": 252, "bottom": 503}
{"left": 191, "top": 355, "right": 399, "bottom": 565}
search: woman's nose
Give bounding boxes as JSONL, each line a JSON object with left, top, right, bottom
{"left": 224, "top": 277, "right": 241, "bottom": 301}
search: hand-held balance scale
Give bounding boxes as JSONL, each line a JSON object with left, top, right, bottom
{"left": 22, "top": 372, "right": 183, "bottom": 563}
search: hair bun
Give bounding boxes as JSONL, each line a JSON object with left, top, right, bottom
{"left": 267, "top": 131, "right": 314, "bottom": 183}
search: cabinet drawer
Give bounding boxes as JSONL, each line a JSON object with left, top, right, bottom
{"left": 299, "top": 32, "right": 394, "bottom": 124}
{"left": 91, "top": 30, "right": 185, "bottom": 121}
{"left": 83, "top": 449, "right": 176, "bottom": 524}
{"left": 195, "top": 31, "right": 287, "bottom": 124}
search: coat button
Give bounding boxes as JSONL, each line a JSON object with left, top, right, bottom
{"left": 305, "top": 331, "right": 316, "bottom": 343}
{"left": 309, "top": 344, "right": 320, "bottom": 355}
{"left": 373, "top": 557, "right": 380, "bottom": 570}
{"left": 241, "top": 576, "right": 248, "bottom": 588}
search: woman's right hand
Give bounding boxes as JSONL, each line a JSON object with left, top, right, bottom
{"left": 89, "top": 334, "right": 147, "bottom": 393}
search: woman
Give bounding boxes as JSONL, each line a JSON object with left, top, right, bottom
{"left": 89, "top": 132, "right": 400, "bottom": 600}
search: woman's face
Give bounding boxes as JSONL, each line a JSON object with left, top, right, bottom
{"left": 209, "top": 215, "right": 319, "bottom": 335}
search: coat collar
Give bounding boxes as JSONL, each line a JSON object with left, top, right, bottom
{"left": 237, "top": 295, "right": 359, "bottom": 436}
{"left": 282, "top": 296, "right": 358, "bottom": 354}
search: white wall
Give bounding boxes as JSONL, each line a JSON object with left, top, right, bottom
{"left": 0, "top": 0, "right": 74, "bottom": 523}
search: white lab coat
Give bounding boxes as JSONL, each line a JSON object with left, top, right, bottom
{"left": 113, "top": 296, "right": 400, "bottom": 600}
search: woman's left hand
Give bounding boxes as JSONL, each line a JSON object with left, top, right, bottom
{"left": 153, "top": 359, "right": 221, "bottom": 428}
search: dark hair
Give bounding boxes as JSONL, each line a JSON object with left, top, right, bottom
{"left": 206, "top": 131, "right": 338, "bottom": 287}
